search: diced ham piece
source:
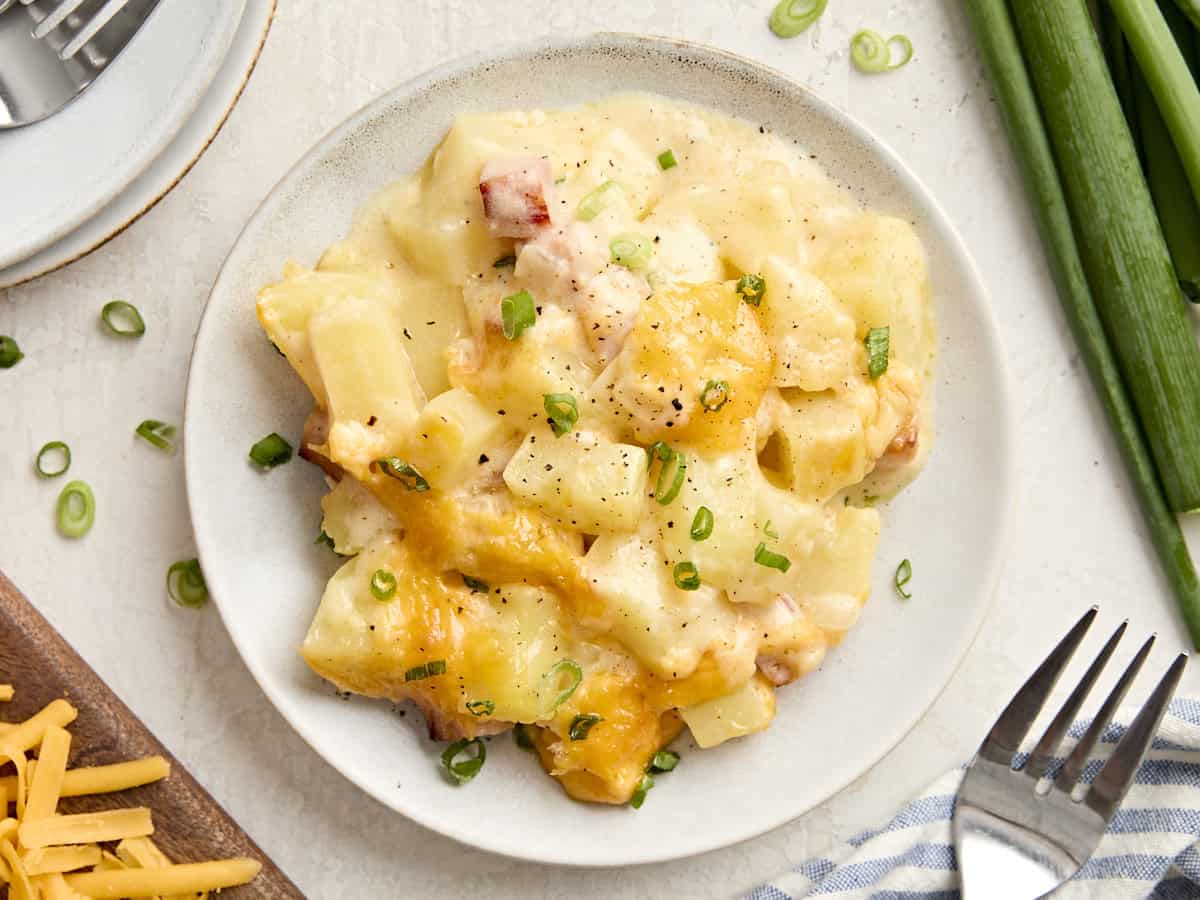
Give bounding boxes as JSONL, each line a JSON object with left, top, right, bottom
{"left": 756, "top": 655, "right": 794, "bottom": 687}
{"left": 479, "top": 155, "right": 555, "bottom": 238}
{"left": 876, "top": 419, "right": 919, "bottom": 469}
{"left": 298, "top": 407, "right": 343, "bottom": 481}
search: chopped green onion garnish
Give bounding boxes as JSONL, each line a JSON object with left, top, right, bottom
{"left": 35, "top": 441, "right": 70, "bottom": 478}
{"left": 610, "top": 233, "right": 653, "bottom": 269}
{"left": 754, "top": 542, "right": 792, "bottom": 573}
{"left": 700, "top": 379, "right": 730, "bottom": 412}
{"left": 569, "top": 713, "right": 603, "bottom": 741}
{"left": 0, "top": 336, "right": 23, "bottom": 368}
{"left": 249, "top": 433, "right": 292, "bottom": 469}
{"left": 657, "top": 149, "right": 678, "bottom": 170}
{"left": 55, "top": 480, "right": 95, "bottom": 539}
{"left": 690, "top": 506, "right": 714, "bottom": 541}
{"left": 650, "top": 750, "right": 680, "bottom": 772}
{"left": 850, "top": 30, "right": 913, "bottom": 73}
{"left": 100, "top": 300, "right": 145, "bottom": 337}
{"left": 373, "top": 457, "right": 430, "bottom": 492}
{"left": 865, "top": 326, "right": 890, "bottom": 378}
{"left": 630, "top": 772, "right": 654, "bottom": 809}
{"left": 466, "top": 700, "right": 495, "bottom": 717}
{"left": 894, "top": 558, "right": 913, "bottom": 600}
{"left": 514, "top": 723, "right": 537, "bottom": 750}
{"left": 736, "top": 273, "right": 766, "bottom": 306}
{"left": 370, "top": 568, "right": 397, "bottom": 601}
{"left": 768, "top": 0, "right": 827, "bottom": 38}
{"left": 493, "top": 254, "right": 517, "bottom": 268}
{"left": 763, "top": 520, "right": 779, "bottom": 539}
{"left": 501, "top": 289, "right": 537, "bottom": 340}
{"left": 647, "top": 440, "right": 672, "bottom": 470}
{"left": 463, "top": 575, "right": 489, "bottom": 593}
{"left": 577, "top": 181, "right": 620, "bottom": 221}
{"left": 315, "top": 530, "right": 336, "bottom": 550}
{"left": 542, "top": 659, "right": 583, "bottom": 711}
{"left": 166, "top": 558, "right": 208, "bottom": 609}
{"left": 441, "top": 737, "right": 485, "bottom": 785}
{"left": 405, "top": 660, "right": 447, "bottom": 682}
{"left": 673, "top": 561, "right": 701, "bottom": 591}
{"left": 543, "top": 392, "right": 579, "bottom": 437}
{"left": 650, "top": 445, "right": 687, "bottom": 505}
{"left": 134, "top": 419, "right": 177, "bottom": 453}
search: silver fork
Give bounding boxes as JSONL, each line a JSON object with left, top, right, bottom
{"left": 954, "top": 608, "right": 1187, "bottom": 899}
{"left": 0, "top": 0, "right": 161, "bottom": 128}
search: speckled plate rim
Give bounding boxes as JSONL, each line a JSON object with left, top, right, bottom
{"left": 185, "top": 32, "right": 1016, "bottom": 866}
{"left": 0, "top": 0, "right": 276, "bottom": 290}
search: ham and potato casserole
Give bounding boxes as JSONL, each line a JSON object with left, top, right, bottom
{"left": 256, "top": 93, "right": 934, "bottom": 806}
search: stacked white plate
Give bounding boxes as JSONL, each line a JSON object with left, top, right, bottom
{"left": 0, "top": 0, "right": 275, "bottom": 288}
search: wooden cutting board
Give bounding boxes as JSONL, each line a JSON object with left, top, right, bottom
{"left": 0, "top": 570, "right": 303, "bottom": 898}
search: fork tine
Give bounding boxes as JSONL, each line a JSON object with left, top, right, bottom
{"left": 30, "top": 0, "right": 89, "bottom": 40}
{"left": 977, "top": 607, "right": 1097, "bottom": 764}
{"left": 1085, "top": 653, "right": 1188, "bottom": 817}
{"left": 1054, "top": 634, "right": 1155, "bottom": 791}
{"left": 59, "top": 0, "right": 131, "bottom": 59}
{"left": 1024, "top": 621, "right": 1127, "bottom": 780}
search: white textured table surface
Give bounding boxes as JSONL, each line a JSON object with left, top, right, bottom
{"left": 4, "top": 2, "right": 1200, "bottom": 897}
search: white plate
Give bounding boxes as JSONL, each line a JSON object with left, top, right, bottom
{"left": 0, "top": 0, "right": 275, "bottom": 289}
{"left": 184, "top": 34, "right": 1015, "bottom": 866}
{"left": 0, "top": 0, "right": 246, "bottom": 271}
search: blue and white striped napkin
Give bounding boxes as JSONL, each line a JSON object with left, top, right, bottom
{"left": 748, "top": 698, "right": 1200, "bottom": 899}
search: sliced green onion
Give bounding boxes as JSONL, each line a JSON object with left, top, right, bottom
{"left": 673, "top": 561, "right": 701, "bottom": 591}
{"left": 466, "top": 700, "right": 495, "bottom": 717}
{"left": 166, "top": 558, "right": 208, "bottom": 609}
{"left": 514, "top": 723, "right": 537, "bottom": 750}
{"left": 55, "top": 480, "right": 95, "bottom": 539}
{"left": 736, "top": 273, "right": 766, "bottom": 306}
{"left": 690, "top": 506, "right": 714, "bottom": 541}
{"left": 865, "top": 326, "right": 890, "bottom": 378}
{"left": 754, "top": 542, "right": 792, "bottom": 573}
{"left": 768, "top": 0, "right": 827, "bottom": 38}
{"left": 610, "top": 233, "right": 653, "bottom": 269}
{"left": 35, "top": 441, "right": 70, "bottom": 478}
{"left": 315, "top": 530, "right": 336, "bottom": 550}
{"left": 650, "top": 750, "right": 680, "bottom": 772}
{"left": 630, "top": 773, "right": 654, "bottom": 809}
{"left": 568, "top": 713, "right": 603, "bottom": 740}
{"left": 501, "top": 289, "right": 537, "bottom": 340}
{"left": 134, "top": 419, "right": 177, "bottom": 453}
{"left": 700, "top": 379, "right": 730, "bottom": 412}
{"left": 372, "top": 457, "right": 430, "bottom": 492}
{"left": 0, "top": 336, "right": 23, "bottom": 369}
{"left": 763, "top": 520, "right": 779, "bottom": 539}
{"left": 646, "top": 440, "right": 672, "bottom": 470}
{"left": 405, "top": 660, "right": 447, "bottom": 682}
{"left": 577, "top": 181, "right": 620, "bottom": 221}
{"left": 543, "top": 392, "right": 579, "bottom": 437}
{"left": 441, "top": 737, "right": 486, "bottom": 785}
{"left": 370, "top": 568, "right": 397, "bottom": 601}
{"left": 463, "top": 574, "right": 489, "bottom": 593}
{"left": 851, "top": 30, "right": 913, "bottom": 73}
{"left": 657, "top": 149, "right": 678, "bottom": 170}
{"left": 493, "top": 254, "right": 517, "bottom": 268}
{"left": 100, "top": 300, "right": 145, "bottom": 337}
{"left": 249, "top": 433, "right": 292, "bottom": 469}
{"left": 542, "top": 659, "right": 583, "bottom": 711}
{"left": 894, "top": 558, "right": 913, "bottom": 600}
{"left": 651, "top": 446, "right": 687, "bottom": 505}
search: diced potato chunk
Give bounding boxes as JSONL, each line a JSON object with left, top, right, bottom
{"left": 772, "top": 391, "right": 870, "bottom": 503}
{"left": 681, "top": 674, "right": 776, "bottom": 749}
{"left": 406, "top": 388, "right": 514, "bottom": 491}
{"left": 503, "top": 427, "right": 647, "bottom": 533}
{"left": 581, "top": 532, "right": 740, "bottom": 679}
{"left": 320, "top": 476, "right": 399, "bottom": 555}
{"left": 760, "top": 257, "right": 858, "bottom": 391}
{"left": 309, "top": 296, "right": 426, "bottom": 475}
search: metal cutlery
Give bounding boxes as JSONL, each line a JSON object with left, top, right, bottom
{"left": 953, "top": 608, "right": 1187, "bottom": 899}
{"left": 0, "top": 0, "right": 162, "bottom": 129}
